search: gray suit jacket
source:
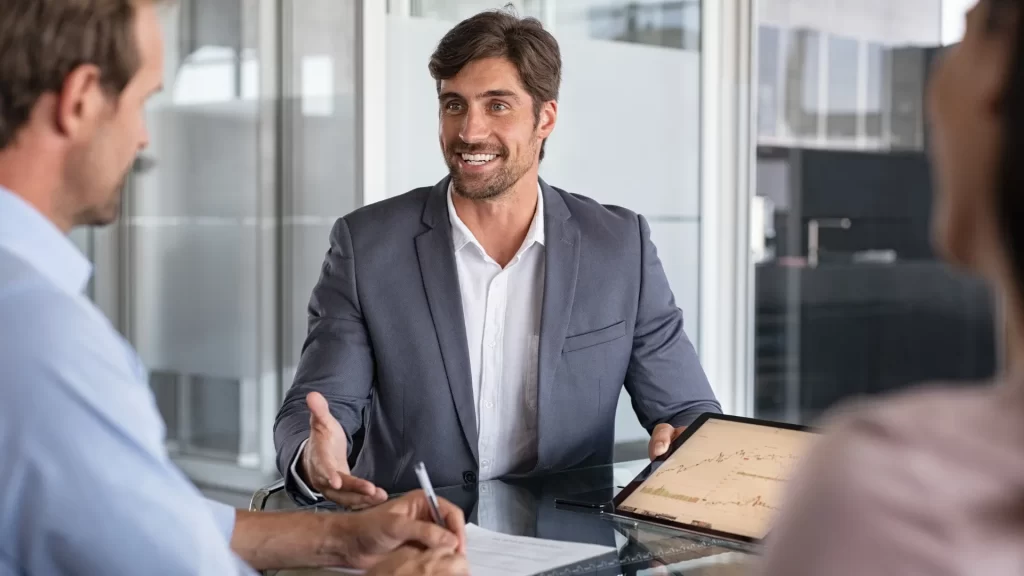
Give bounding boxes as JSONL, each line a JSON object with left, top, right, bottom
{"left": 274, "top": 178, "right": 720, "bottom": 500}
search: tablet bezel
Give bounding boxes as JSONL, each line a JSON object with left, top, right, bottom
{"left": 610, "top": 412, "right": 815, "bottom": 546}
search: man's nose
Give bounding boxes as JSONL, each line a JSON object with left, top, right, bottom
{"left": 459, "top": 107, "right": 490, "bottom": 143}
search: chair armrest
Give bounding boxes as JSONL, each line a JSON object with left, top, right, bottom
{"left": 250, "top": 478, "right": 286, "bottom": 512}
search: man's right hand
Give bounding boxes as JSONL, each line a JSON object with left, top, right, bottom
{"left": 366, "top": 547, "right": 469, "bottom": 576}
{"left": 299, "top": 391, "right": 387, "bottom": 508}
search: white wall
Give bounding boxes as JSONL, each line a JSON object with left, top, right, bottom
{"left": 385, "top": 14, "right": 702, "bottom": 444}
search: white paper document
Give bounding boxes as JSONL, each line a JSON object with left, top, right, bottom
{"left": 464, "top": 523, "right": 615, "bottom": 576}
{"left": 327, "top": 523, "right": 615, "bottom": 576}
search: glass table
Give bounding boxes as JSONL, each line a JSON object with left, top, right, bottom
{"left": 257, "top": 460, "right": 758, "bottom": 575}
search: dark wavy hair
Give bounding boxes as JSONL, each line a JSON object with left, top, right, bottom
{"left": 0, "top": 0, "right": 165, "bottom": 150}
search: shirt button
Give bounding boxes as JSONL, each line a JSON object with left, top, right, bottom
{"left": 485, "top": 401, "right": 494, "bottom": 408}
{"left": 482, "top": 459, "right": 490, "bottom": 467}
{"left": 488, "top": 341, "right": 497, "bottom": 348}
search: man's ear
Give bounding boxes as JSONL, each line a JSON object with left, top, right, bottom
{"left": 55, "top": 64, "right": 106, "bottom": 141}
{"left": 537, "top": 100, "right": 558, "bottom": 140}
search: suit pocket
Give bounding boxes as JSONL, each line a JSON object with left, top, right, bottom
{"left": 562, "top": 321, "right": 626, "bottom": 353}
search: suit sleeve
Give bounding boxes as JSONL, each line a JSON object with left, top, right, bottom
{"left": 624, "top": 214, "right": 721, "bottom": 432}
{"left": 273, "top": 217, "right": 375, "bottom": 501}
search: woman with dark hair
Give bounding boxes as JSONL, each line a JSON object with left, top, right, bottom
{"left": 758, "top": 0, "right": 1024, "bottom": 574}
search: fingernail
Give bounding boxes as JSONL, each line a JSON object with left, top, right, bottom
{"left": 656, "top": 442, "right": 667, "bottom": 452}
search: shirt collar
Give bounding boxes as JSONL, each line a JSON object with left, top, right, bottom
{"left": 446, "top": 182, "right": 546, "bottom": 254}
{"left": 0, "top": 186, "right": 92, "bottom": 295}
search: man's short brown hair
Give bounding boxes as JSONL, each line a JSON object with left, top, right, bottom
{"left": 428, "top": 7, "right": 561, "bottom": 161}
{"left": 0, "top": 0, "right": 159, "bottom": 149}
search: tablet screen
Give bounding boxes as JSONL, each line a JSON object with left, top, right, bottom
{"left": 616, "top": 417, "right": 816, "bottom": 540}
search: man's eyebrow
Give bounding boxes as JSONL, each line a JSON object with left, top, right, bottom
{"left": 477, "top": 89, "right": 520, "bottom": 101}
{"left": 438, "top": 89, "right": 521, "bottom": 101}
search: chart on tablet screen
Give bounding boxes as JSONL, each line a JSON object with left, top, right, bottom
{"left": 619, "top": 419, "right": 816, "bottom": 539}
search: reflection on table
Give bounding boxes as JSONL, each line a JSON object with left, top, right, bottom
{"left": 264, "top": 460, "right": 758, "bottom": 576}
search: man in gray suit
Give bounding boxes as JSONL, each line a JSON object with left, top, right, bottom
{"left": 274, "top": 9, "right": 721, "bottom": 507}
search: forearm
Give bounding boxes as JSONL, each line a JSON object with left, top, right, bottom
{"left": 231, "top": 510, "right": 352, "bottom": 571}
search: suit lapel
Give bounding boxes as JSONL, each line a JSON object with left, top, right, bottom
{"left": 534, "top": 180, "right": 580, "bottom": 472}
{"left": 416, "top": 178, "right": 479, "bottom": 462}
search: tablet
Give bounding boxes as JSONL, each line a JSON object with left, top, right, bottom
{"left": 612, "top": 413, "right": 817, "bottom": 546}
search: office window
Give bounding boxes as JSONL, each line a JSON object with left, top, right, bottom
{"left": 583, "top": 0, "right": 701, "bottom": 50}
{"left": 759, "top": 26, "right": 781, "bottom": 138}
{"left": 781, "top": 29, "right": 822, "bottom": 140}
{"left": 825, "top": 35, "right": 859, "bottom": 140}
{"left": 864, "top": 42, "right": 887, "bottom": 140}
{"left": 752, "top": 0, "right": 996, "bottom": 424}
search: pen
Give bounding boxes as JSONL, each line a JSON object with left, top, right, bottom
{"left": 414, "top": 461, "right": 446, "bottom": 528}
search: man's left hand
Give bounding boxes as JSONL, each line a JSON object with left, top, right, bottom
{"left": 336, "top": 490, "right": 467, "bottom": 570}
{"left": 648, "top": 423, "right": 687, "bottom": 460}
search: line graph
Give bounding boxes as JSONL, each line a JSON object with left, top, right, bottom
{"left": 701, "top": 494, "right": 779, "bottom": 511}
{"left": 665, "top": 449, "right": 801, "bottom": 475}
{"left": 620, "top": 419, "right": 815, "bottom": 539}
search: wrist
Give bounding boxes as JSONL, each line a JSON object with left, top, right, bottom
{"left": 324, "top": 512, "right": 360, "bottom": 567}
{"left": 297, "top": 439, "right": 316, "bottom": 485}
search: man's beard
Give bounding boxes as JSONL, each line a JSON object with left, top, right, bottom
{"left": 445, "top": 142, "right": 534, "bottom": 201}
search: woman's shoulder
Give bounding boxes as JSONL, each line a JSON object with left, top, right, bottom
{"left": 817, "top": 380, "right": 1023, "bottom": 453}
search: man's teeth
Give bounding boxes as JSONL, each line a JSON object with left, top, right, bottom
{"left": 461, "top": 153, "right": 497, "bottom": 165}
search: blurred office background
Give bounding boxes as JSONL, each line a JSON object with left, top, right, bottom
{"left": 70, "top": 0, "right": 996, "bottom": 495}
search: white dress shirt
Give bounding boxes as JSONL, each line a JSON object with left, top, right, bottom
{"left": 291, "top": 183, "right": 545, "bottom": 497}
{"left": 448, "top": 183, "right": 545, "bottom": 481}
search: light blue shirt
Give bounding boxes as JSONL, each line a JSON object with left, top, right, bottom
{"left": 0, "top": 188, "right": 254, "bottom": 575}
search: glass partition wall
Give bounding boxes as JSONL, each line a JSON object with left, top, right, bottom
{"left": 89, "top": 0, "right": 361, "bottom": 491}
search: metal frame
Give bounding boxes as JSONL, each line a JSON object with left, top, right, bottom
{"left": 249, "top": 478, "right": 286, "bottom": 511}
{"left": 698, "top": 0, "right": 757, "bottom": 417}
{"left": 358, "top": 0, "right": 388, "bottom": 207}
